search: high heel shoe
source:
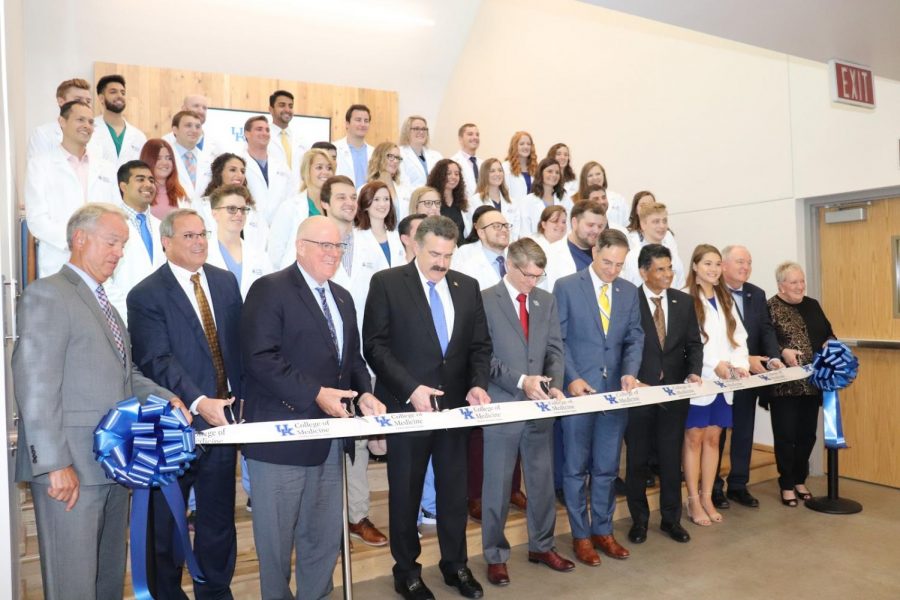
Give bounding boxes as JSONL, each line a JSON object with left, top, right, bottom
{"left": 781, "top": 490, "right": 798, "bottom": 507}
{"left": 700, "top": 493, "right": 724, "bottom": 523}
{"left": 794, "top": 486, "right": 813, "bottom": 501}
{"left": 686, "top": 495, "right": 711, "bottom": 527}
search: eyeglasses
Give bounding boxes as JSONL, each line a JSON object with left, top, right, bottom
{"left": 179, "top": 231, "right": 209, "bottom": 241}
{"left": 410, "top": 127, "right": 429, "bottom": 133}
{"left": 213, "top": 205, "right": 251, "bottom": 215}
{"left": 516, "top": 265, "right": 546, "bottom": 283}
{"left": 386, "top": 153, "right": 403, "bottom": 162}
{"left": 301, "top": 239, "right": 349, "bottom": 253}
{"left": 479, "top": 222, "right": 513, "bottom": 232}
{"left": 417, "top": 199, "right": 441, "bottom": 208}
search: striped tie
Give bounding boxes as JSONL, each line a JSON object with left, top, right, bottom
{"left": 598, "top": 283, "right": 611, "bottom": 334}
{"left": 191, "top": 273, "right": 228, "bottom": 398}
{"left": 95, "top": 285, "right": 126, "bottom": 363}
{"left": 184, "top": 150, "right": 197, "bottom": 185}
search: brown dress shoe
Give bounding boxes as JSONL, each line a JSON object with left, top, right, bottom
{"left": 572, "top": 538, "right": 601, "bottom": 566}
{"left": 528, "top": 550, "right": 575, "bottom": 572}
{"left": 468, "top": 498, "right": 482, "bottom": 522}
{"left": 591, "top": 534, "right": 630, "bottom": 559}
{"left": 486, "top": 563, "right": 510, "bottom": 586}
{"left": 348, "top": 517, "right": 388, "bottom": 547}
{"left": 509, "top": 490, "right": 528, "bottom": 511}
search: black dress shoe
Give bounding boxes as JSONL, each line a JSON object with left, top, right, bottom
{"left": 711, "top": 489, "right": 730, "bottom": 509}
{"left": 443, "top": 567, "right": 484, "bottom": 599}
{"left": 727, "top": 488, "right": 760, "bottom": 508}
{"left": 660, "top": 521, "right": 691, "bottom": 543}
{"left": 628, "top": 523, "right": 648, "bottom": 544}
{"left": 394, "top": 577, "right": 435, "bottom": 600}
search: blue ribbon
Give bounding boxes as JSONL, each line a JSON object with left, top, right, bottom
{"left": 809, "top": 340, "right": 859, "bottom": 450}
{"left": 94, "top": 395, "right": 204, "bottom": 600}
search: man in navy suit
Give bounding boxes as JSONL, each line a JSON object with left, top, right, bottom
{"left": 240, "top": 215, "right": 385, "bottom": 599}
{"left": 128, "top": 208, "right": 243, "bottom": 599}
{"left": 712, "top": 245, "right": 783, "bottom": 509}
{"left": 553, "top": 228, "right": 643, "bottom": 567}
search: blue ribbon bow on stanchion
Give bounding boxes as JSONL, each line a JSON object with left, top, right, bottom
{"left": 93, "top": 395, "right": 205, "bottom": 600}
{"left": 809, "top": 340, "right": 859, "bottom": 449}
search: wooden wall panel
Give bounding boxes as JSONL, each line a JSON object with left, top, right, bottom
{"left": 94, "top": 62, "right": 399, "bottom": 145}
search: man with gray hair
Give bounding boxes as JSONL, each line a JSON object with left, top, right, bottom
{"left": 13, "top": 203, "right": 180, "bottom": 600}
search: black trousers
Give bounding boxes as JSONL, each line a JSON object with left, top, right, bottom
{"left": 769, "top": 394, "right": 820, "bottom": 490}
{"left": 624, "top": 399, "right": 690, "bottom": 525}
{"left": 148, "top": 444, "right": 237, "bottom": 600}
{"left": 715, "top": 388, "right": 761, "bottom": 491}
{"left": 388, "top": 428, "right": 470, "bottom": 582}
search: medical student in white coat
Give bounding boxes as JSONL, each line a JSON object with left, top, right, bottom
{"left": 547, "top": 142, "right": 579, "bottom": 199}
{"left": 106, "top": 160, "right": 166, "bottom": 322}
{"left": 519, "top": 157, "right": 572, "bottom": 237}
{"left": 398, "top": 115, "right": 442, "bottom": 188}
{"left": 169, "top": 110, "right": 213, "bottom": 202}
{"left": 622, "top": 201, "right": 685, "bottom": 289}
{"left": 268, "top": 149, "right": 335, "bottom": 269}
{"left": 240, "top": 116, "right": 291, "bottom": 226}
{"left": 450, "top": 206, "right": 511, "bottom": 291}
{"left": 502, "top": 131, "right": 538, "bottom": 203}
{"left": 575, "top": 161, "right": 629, "bottom": 229}
{"left": 267, "top": 90, "right": 309, "bottom": 191}
{"left": 683, "top": 244, "right": 749, "bottom": 527}
{"left": 197, "top": 153, "right": 269, "bottom": 254}
{"left": 333, "top": 104, "right": 374, "bottom": 187}
{"left": 368, "top": 142, "right": 414, "bottom": 221}
{"left": 464, "top": 157, "right": 526, "bottom": 242}
{"left": 87, "top": 75, "right": 147, "bottom": 167}
{"left": 449, "top": 122, "right": 482, "bottom": 203}
{"left": 526, "top": 204, "right": 568, "bottom": 254}
{"left": 162, "top": 94, "right": 229, "bottom": 159}
{"left": 25, "top": 100, "right": 120, "bottom": 278}
{"left": 27, "top": 78, "right": 93, "bottom": 160}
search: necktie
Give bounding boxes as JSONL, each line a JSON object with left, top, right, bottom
{"left": 428, "top": 281, "right": 449, "bottom": 355}
{"left": 280, "top": 129, "right": 292, "bottom": 167}
{"left": 496, "top": 255, "right": 506, "bottom": 278}
{"left": 517, "top": 293, "right": 529, "bottom": 341}
{"left": 417, "top": 153, "right": 428, "bottom": 175}
{"left": 316, "top": 287, "right": 341, "bottom": 363}
{"left": 136, "top": 213, "right": 153, "bottom": 261}
{"left": 184, "top": 150, "right": 197, "bottom": 185}
{"left": 95, "top": 284, "right": 126, "bottom": 362}
{"left": 652, "top": 296, "right": 666, "bottom": 348}
{"left": 729, "top": 287, "right": 744, "bottom": 319}
{"left": 190, "top": 273, "right": 228, "bottom": 398}
{"left": 598, "top": 283, "right": 611, "bottom": 334}
{"left": 469, "top": 156, "right": 479, "bottom": 180}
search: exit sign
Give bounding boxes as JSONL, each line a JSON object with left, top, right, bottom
{"left": 828, "top": 59, "right": 875, "bottom": 108}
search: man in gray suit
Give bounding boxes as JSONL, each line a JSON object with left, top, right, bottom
{"left": 480, "top": 238, "right": 575, "bottom": 586}
{"left": 12, "top": 203, "right": 181, "bottom": 600}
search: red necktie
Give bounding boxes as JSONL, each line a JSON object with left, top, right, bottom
{"left": 517, "top": 293, "right": 529, "bottom": 341}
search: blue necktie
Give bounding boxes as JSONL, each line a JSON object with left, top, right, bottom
{"left": 728, "top": 287, "right": 744, "bottom": 319}
{"left": 496, "top": 255, "right": 506, "bottom": 278}
{"left": 316, "top": 287, "right": 341, "bottom": 363}
{"left": 469, "top": 156, "right": 479, "bottom": 180}
{"left": 136, "top": 213, "right": 153, "bottom": 261}
{"left": 428, "top": 281, "right": 449, "bottom": 356}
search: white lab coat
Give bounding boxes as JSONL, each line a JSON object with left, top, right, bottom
{"left": 390, "top": 179, "right": 415, "bottom": 221}
{"left": 622, "top": 230, "right": 685, "bottom": 290}
{"left": 450, "top": 151, "right": 482, "bottom": 201}
{"left": 171, "top": 141, "right": 213, "bottom": 202}
{"left": 241, "top": 149, "right": 292, "bottom": 226}
{"left": 563, "top": 179, "right": 578, "bottom": 198}
{"left": 206, "top": 234, "right": 274, "bottom": 299}
{"left": 162, "top": 131, "right": 231, "bottom": 161}
{"left": 690, "top": 295, "right": 749, "bottom": 406}
{"left": 399, "top": 145, "right": 443, "bottom": 189}
{"left": 451, "top": 241, "right": 505, "bottom": 292}
{"left": 347, "top": 228, "right": 405, "bottom": 337}
{"left": 87, "top": 115, "right": 147, "bottom": 167}
{"left": 195, "top": 195, "right": 270, "bottom": 255}
{"left": 464, "top": 193, "right": 527, "bottom": 241}
{"left": 268, "top": 193, "right": 313, "bottom": 269}
{"left": 268, "top": 124, "right": 309, "bottom": 192}
{"left": 542, "top": 238, "right": 580, "bottom": 293}
{"left": 26, "top": 120, "right": 62, "bottom": 161}
{"left": 502, "top": 160, "right": 535, "bottom": 204}
{"left": 605, "top": 188, "right": 629, "bottom": 229}
{"left": 519, "top": 192, "right": 574, "bottom": 238}
{"left": 106, "top": 209, "right": 166, "bottom": 323}
{"left": 333, "top": 137, "right": 374, "bottom": 187}
{"left": 24, "top": 146, "right": 120, "bottom": 278}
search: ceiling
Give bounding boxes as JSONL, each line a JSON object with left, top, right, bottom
{"left": 583, "top": 0, "right": 900, "bottom": 81}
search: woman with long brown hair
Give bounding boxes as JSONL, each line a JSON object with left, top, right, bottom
{"left": 140, "top": 138, "right": 188, "bottom": 220}
{"left": 427, "top": 158, "right": 468, "bottom": 243}
{"left": 466, "top": 157, "right": 523, "bottom": 240}
{"left": 547, "top": 142, "right": 577, "bottom": 197}
{"left": 572, "top": 160, "right": 628, "bottom": 228}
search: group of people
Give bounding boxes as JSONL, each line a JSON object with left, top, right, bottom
{"left": 13, "top": 74, "right": 836, "bottom": 600}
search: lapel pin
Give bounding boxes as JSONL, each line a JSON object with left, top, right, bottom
{"left": 672, "top": 298, "right": 678, "bottom": 303}
{"left": 615, "top": 287, "right": 620, "bottom": 293}
{"left": 533, "top": 300, "right": 540, "bottom": 307}
{"left": 453, "top": 281, "right": 459, "bottom": 287}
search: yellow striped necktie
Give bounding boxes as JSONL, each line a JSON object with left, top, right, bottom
{"left": 598, "top": 283, "right": 610, "bottom": 334}
{"left": 281, "top": 129, "right": 292, "bottom": 166}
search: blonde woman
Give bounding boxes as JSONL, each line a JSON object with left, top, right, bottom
{"left": 398, "top": 115, "right": 442, "bottom": 188}
{"left": 368, "top": 141, "right": 413, "bottom": 220}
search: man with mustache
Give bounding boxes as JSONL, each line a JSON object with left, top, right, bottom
{"left": 364, "top": 215, "right": 493, "bottom": 600}
{"left": 89, "top": 74, "right": 147, "bottom": 166}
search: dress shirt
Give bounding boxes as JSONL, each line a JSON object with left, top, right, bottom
{"left": 727, "top": 285, "right": 745, "bottom": 318}
{"left": 502, "top": 275, "right": 529, "bottom": 390}
{"left": 297, "top": 263, "right": 344, "bottom": 359}
{"left": 481, "top": 245, "right": 505, "bottom": 278}
{"left": 642, "top": 286, "right": 669, "bottom": 330}
{"left": 66, "top": 262, "right": 103, "bottom": 306}
{"left": 588, "top": 266, "right": 613, "bottom": 311}
{"left": 63, "top": 146, "right": 90, "bottom": 198}
{"left": 416, "top": 265, "right": 455, "bottom": 337}
{"left": 349, "top": 142, "right": 368, "bottom": 190}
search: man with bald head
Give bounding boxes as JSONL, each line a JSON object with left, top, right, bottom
{"left": 241, "top": 215, "right": 386, "bottom": 599}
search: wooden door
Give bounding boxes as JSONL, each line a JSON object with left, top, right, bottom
{"left": 818, "top": 197, "right": 900, "bottom": 488}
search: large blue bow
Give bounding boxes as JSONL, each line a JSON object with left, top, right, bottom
{"left": 94, "top": 395, "right": 204, "bottom": 600}
{"left": 809, "top": 340, "right": 859, "bottom": 449}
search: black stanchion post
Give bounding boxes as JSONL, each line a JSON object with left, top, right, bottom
{"left": 340, "top": 457, "right": 354, "bottom": 599}
{"left": 805, "top": 447, "right": 862, "bottom": 514}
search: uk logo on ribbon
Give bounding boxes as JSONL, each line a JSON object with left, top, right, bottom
{"left": 275, "top": 424, "right": 295, "bottom": 436}
{"left": 714, "top": 381, "right": 727, "bottom": 389}
{"left": 662, "top": 387, "right": 675, "bottom": 396}
{"left": 604, "top": 394, "right": 618, "bottom": 405}
{"left": 461, "top": 408, "right": 475, "bottom": 420}
{"left": 759, "top": 374, "right": 770, "bottom": 381}
{"left": 374, "top": 416, "right": 393, "bottom": 427}
{"left": 536, "top": 402, "right": 551, "bottom": 412}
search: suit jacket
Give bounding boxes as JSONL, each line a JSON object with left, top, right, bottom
{"left": 127, "top": 263, "right": 243, "bottom": 431}
{"left": 12, "top": 266, "right": 172, "bottom": 486}
{"left": 363, "top": 261, "right": 492, "bottom": 412}
{"left": 240, "top": 264, "right": 372, "bottom": 466}
{"left": 735, "top": 281, "right": 781, "bottom": 359}
{"left": 636, "top": 286, "right": 703, "bottom": 385}
{"left": 482, "top": 282, "right": 564, "bottom": 402}
{"left": 553, "top": 270, "right": 644, "bottom": 393}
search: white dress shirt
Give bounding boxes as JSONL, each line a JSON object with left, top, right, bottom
{"left": 297, "top": 263, "right": 344, "bottom": 359}
{"left": 642, "top": 286, "right": 669, "bottom": 331}
{"left": 416, "top": 265, "right": 455, "bottom": 337}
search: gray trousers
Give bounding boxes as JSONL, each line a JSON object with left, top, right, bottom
{"left": 31, "top": 481, "right": 128, "bottom": 600}
{"left": 247, "top": 440, "right": 343, "bottom": 600}
{"left": 481, "top": 419, "right": 556, "bottom": 564}
{"left": 345, "top": 438, "right": 370, "bottom": 524}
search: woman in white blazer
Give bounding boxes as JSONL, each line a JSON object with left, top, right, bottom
{"left": 268, "top": 149, "right": 336, "bottom": 268}
{"left": 141, "top": 139, "right": 190, "bottom": 221}
{"left": 573, "top": 161, "right": 629, "bottom": 229}
{"left": 398, "top": 115, "right": 442, "bottom": 189}
{"left": 683, "top": 244, "right": 749, "bottom": 527}
{"left": 519, "top": 157, "right": 572, "bottom": 237}
{"left": 465, "top": 157, "right": 525, "bottom": 241}
{"left": 368, "top": 142, "right": 413, "bottom": 220}
{"left": 547, "top": 142, "right": 578, "bottom": 198}
{"left": 502, "top": 130, "right": 538, "bottom": 203}
{"left": 205, "top": 184, "right": 274, "bottom": 299}
{"left": 622, "top": 201, "right": 685, "bottom": 289}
